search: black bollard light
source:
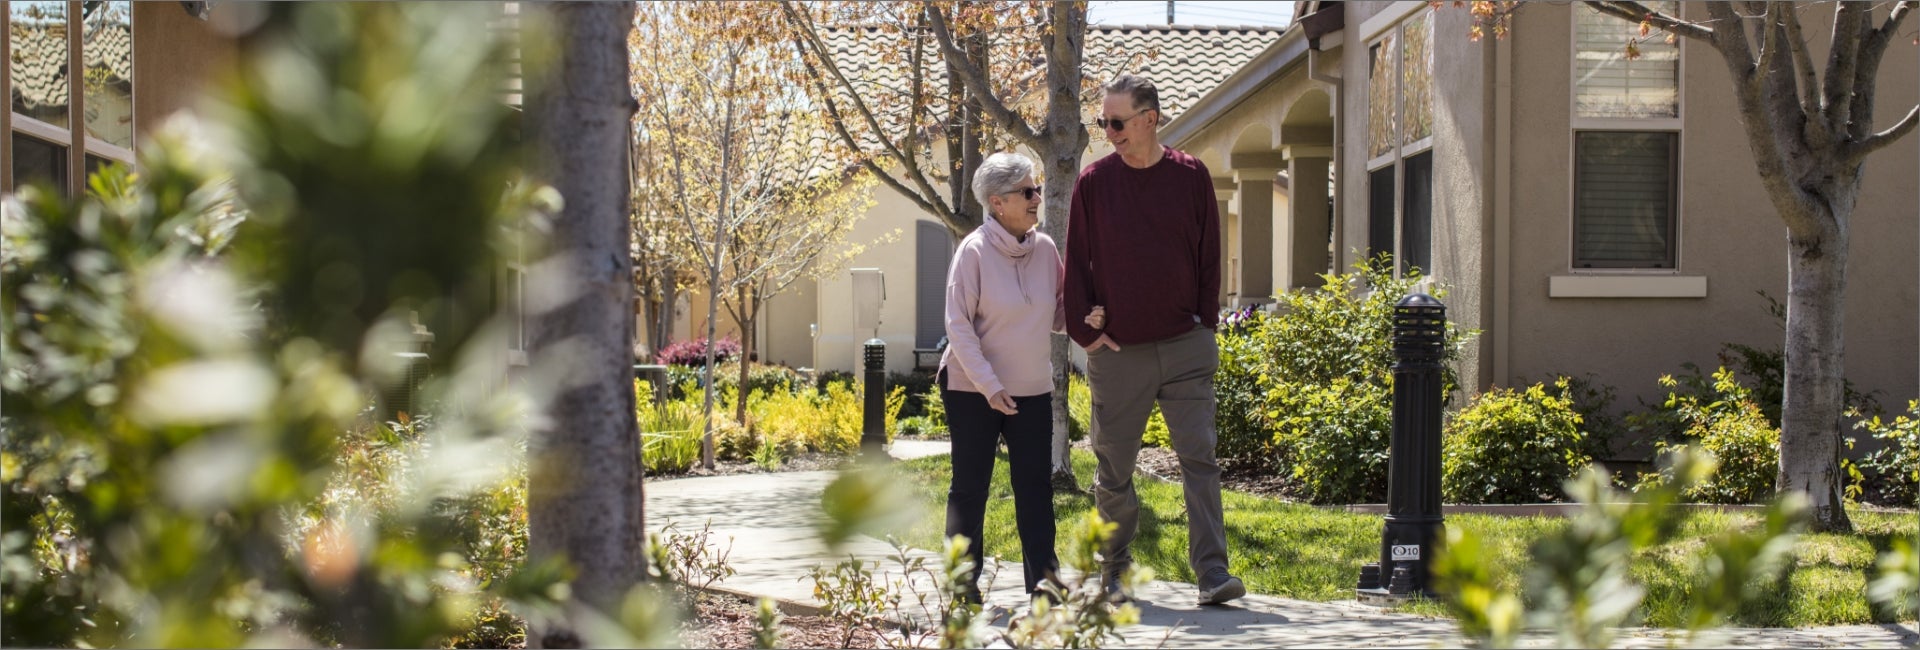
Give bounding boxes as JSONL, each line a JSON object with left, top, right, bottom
{"left": 1358, "top": 292, "right": 1447, "bottom": 602}
{"left": 861, "top": 338, "right": 888, "bottom": 458}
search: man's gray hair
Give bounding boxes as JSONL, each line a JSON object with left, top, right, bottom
{"left": 1104, "top": 74, "right": 1161, "bottom": 113}
{"left": 972, "top": 152, "right": 1036, "bottom": 212}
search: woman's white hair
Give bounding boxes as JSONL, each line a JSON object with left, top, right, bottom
{"left": 971, "top": 152, "right": 1036, "bottom": 214}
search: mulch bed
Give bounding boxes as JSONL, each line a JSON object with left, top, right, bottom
{"left": 680, "top": 590, "right": 883, "bottom": 649}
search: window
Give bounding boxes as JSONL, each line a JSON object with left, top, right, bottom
{"left": 1575, "top": 2, "right": 1678, "bottom": 119}
{"left": 1571, "top": 2, "right": 1681, "bottom": 270}
{"left": 1574, "top": 132, "right": 1676, "bottom": 267}
{"left": 6, "top": 1, "right": 133, "bottom": 195}
{"left": 13, "top": 131, "right": 68, "bottom": 189}
{"left": 1401, "top": 151, "right": 1432, "bottom": 273}
{"left": 82, "top": 0, "right": 134, "bottom": 149}
{"left": 1365, "top": 10, "right": 1433, "bottom": 276}
{"left": 10, "top": 2, "right": 69, "bottom": 129}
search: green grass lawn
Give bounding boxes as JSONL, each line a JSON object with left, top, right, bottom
{"left": 895, "top": 450, "right": 1918, "bottom": 628}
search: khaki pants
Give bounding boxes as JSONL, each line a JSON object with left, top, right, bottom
{"left": 1086, "top": 325, "right": 1227, "bottom": 579}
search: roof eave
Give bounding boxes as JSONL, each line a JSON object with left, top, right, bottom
{"left": 1162, "top": 25, "right": 1309, "bottom": 148}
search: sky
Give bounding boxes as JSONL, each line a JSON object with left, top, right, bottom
{"left": 1086, "top": 1, "right": 1294, "bottom": 27}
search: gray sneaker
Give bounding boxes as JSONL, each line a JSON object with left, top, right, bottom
{"left": 1198, "top": 570, "right": 1246, "bottom": 606}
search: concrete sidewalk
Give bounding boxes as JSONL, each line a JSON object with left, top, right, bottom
{"left": 646, "top": 439, "right": 1919, "bottom": 648}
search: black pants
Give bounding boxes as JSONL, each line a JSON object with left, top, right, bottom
{"left": 941, "top": 369, "right": 1058, "bottom": 599}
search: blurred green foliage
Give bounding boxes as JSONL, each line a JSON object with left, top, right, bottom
{"left": 216, "top": 4, "right": 532, "bottom": 367}
{"left": 1435, "top": 449, "right": 1809, "bottom": 649}
{"left": 0, "top": 4, "right": 679, "bottom": 647}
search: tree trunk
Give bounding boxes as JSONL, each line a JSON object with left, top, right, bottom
{"left": 1780, "top": 201, "right": 1855, "bottom": 533}
{"left": 522, "top": 3, "right": 644, "bottom": 646}
{"left": 652, "top": 268, "right": 678, "bottom": 357}
{"left": 1040, "top": 3, "right": 1090, "bottom": 490}
{"left": 736, "top": 285, "right": 755, "bottom": 426}
{"left": 699, "top": 48, "right": 741, "bottom": 472}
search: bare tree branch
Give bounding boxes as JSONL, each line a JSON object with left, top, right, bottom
{"left": 1822, "top": 2, "right": 1868, "bottom": 138}
{"left": 1781, "top": 5, "right": 1825, "bottom": 131}
{"left": 1848, "top": 103, "right": 1920, "bottom": 161}
{"left": 925, "top": 4, "right": 1044, "bottom": 150}
{"left": 781, "top": 1, "right": 960, "bottom": 222}
{"left": 1588, "top": 1, "right": 1715, "bottom": 42}
{"left": 1849, "top": 0, "right": 1917, "bottom": 145}
{"left": 1704, "top": 2, "right": 1757, "bottom": 75}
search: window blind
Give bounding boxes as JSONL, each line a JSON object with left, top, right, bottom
{"left": 1574, "top": 131, "right": 1676, "bottom": 268}
{"left": 1574, "top": 2, "right": 1678, "bottom": 118}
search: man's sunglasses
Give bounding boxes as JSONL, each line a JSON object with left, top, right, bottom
{"left": 1003, "top": 187, "right": 1042, "bottom": 200}
{"left": 1093, "top": 108, "right": 1152, "bottom": 131}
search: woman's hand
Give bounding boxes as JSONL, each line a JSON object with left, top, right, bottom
{"left": 1085, "top": 305, "right": 1106, "bottom": 330}
{"left": 988, "top": 390, "right": 1018, "bottom": 416}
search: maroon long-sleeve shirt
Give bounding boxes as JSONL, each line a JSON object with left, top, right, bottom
{"left": 1064, "top": 146, "right": 1221, "bottom": 348}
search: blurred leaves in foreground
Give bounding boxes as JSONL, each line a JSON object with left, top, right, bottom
{"left": 0, "top": 3, "right": 669, "bottom": 647}
{"left": 1434, "top": 449, "right": 1810, "bottom": 649}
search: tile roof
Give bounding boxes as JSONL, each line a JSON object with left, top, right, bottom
{"left": 1087, "top": 24, "right": 1286, "bottom": 119}
{"left": 819, "top": 23, "right": 1285, "bottom": 124}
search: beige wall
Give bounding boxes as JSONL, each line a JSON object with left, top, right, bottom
{"left": 804, "top": 140, "right": 1122, "bottom": 375}
{"left": 813, "top": 181, "right": 930, "bottom": 375}
{"left": 1326, "top": 0, "right": 1920, "bottom": 414}
{"left": 759, "top": 277, "right": 817, "bottom": 368}
{"left": 1497, "top": 4, "right": 1918, "bottom": 412}
{"left": 131, "top": 2, "right": 238, "bottom": 138}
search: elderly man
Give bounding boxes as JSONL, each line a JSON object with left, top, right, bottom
{"left": 1064, "top": 74, "right": 1243, "bottom": 606}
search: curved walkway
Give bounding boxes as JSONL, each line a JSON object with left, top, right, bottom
{"left": 645, "top": 439, "right": 1919, "bottom": 648}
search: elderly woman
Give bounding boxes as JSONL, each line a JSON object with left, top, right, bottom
{"left": 940, "top": 152, "right": 1105, "bottom": 605}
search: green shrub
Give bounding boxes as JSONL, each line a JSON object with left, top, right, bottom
{"left": 1267, "top": 378, "right": 1393, "bottom": 504}
{"left": 888, "top": 370, "right": 938, "bottom": 419}
{"left": 1140, "top": 406, "right": 1172, "bottom": 448}
{"left": 894, "top": 415, "right": 945, "bottom": 437}
{"left": 1249, "top": 258, "right": 1470, "bottom": 501}
{"left": 1548, "top": 373, "right": 1627, "bottom": 462}
{"left": 1637, "top": 368, "right": 1781, "bottom": 504}
{"left": 1067, "top": 374, "right": 1092, "bottom": 442}
{"left": 1215, "top": 316, "right": 1276, "bottom": 470}
{"left": 1631, "top": 293, "right": 1881, "bottom": 449}
{"left": 1256, "top": 257, "right": 1467, "bottom": 392}
{"left": 816, "top": 370, "right": 856, "bottom": 394}
{"left": 1853, "top": 399, "right": 1919, "bottom": 508}
{"left": 636, "top": 389, "right": 705, "bottom": 475}
{"left": 921, "top": 384, "right": 946, "bottom": 434}
{"left": 1442, "top": 381, "right": 1591, "bottom": 504}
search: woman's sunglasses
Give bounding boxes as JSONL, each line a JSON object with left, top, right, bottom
{"left": 1003, "top": 187, "right": 1042, "bottom": 200}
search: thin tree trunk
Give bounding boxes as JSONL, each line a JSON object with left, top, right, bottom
{"left": 699, "top": 45, "right": 740, "bottom": 472}
{"left": 523, "top": 3, "right": 643, "bottom": 646}
{"left": 652, "top": 268, "right": 677, "bottom": 357}
{"left": 736, "top": 285, "right": 754, "bottom": 426}
{"left": 1780, "top": 203, "right": 1855, "bottom": 533}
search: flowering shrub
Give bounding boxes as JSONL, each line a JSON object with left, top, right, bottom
{"left": 654, "top": 337, "right": 740, "bottom": 366}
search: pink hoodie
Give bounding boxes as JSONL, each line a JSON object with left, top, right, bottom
{"left": 939, "top": 217, "right": 1067, "bottom": 398}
